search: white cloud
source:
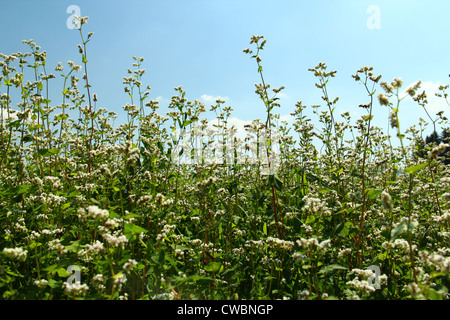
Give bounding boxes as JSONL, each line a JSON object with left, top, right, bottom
{"left": 275, "top": 92, "right": 289, "bottom": 99}
{"left": 279, "top": 113, "right": 295, "bottom": 124}
{"left": 403, "top": 81, "right": 449, "bottom": 116}
{"left": 200, "top": 94, "right": 230, "bottom": 104}
{"left": 0, "top": 108, "right": 35, "bottom": 126}
{"left": 205, "top": 117, "right": 252, "bottom": 139}
{"left": 1, "top": 108, "right": 18, "bottom": 123}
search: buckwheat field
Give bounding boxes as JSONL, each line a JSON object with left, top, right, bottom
{"left": 1, "top": 16, "right": 449, "bottom": 300}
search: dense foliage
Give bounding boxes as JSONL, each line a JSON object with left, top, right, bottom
{"left": 1, "top": 17, "right": 449, "bottom": 300}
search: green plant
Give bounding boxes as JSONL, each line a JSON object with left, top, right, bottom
{"left": 0, "top": 22, "right": 449, "bottom": 300}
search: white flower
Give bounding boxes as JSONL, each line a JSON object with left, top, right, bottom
{"left": 48, "top": 239, "right": 68, "bottom": 254}
{"left": 87, "top": 205, "right": 109, "bottom": 220}
{"left": 297, "top": 237, "right": 318, "bottom": 248}
{"left": 338, "top": 248, "right": 352, "bottom": 258}
{"left": 296, "top": 238, "right": 331, "bottom": 253}
{"left": 285, "top": 212, "right": 300, "bottom": 219}
{"left": 393, "top": 239, "right": 411, "bottom": 251}
{"left": 102, "top": 233, "right": 128, "bottom": 247}
{"left": 34, "top": 279, "right": 48, "bottom": 288}
{"left": 86, "top": 240, "right": 104, "bottom": 254}
{"left": 378, "top": 93, "right": 390, "bottom": 106}
{"left": 408, "top": 283, "right": 421, "bottom": 295}
{"left": 113, "top": 273, "right": 127, "bottom": 290}
{"left": 92, "top": 274, "right": 106, "bottom": 291}
{"left": 302, "top": 196, "right": 331, "bottom": 216}
{"left": 350, "top": 268, "right": 376, "bottom": 279}
{"left": 266, "top": 237, "right": 294, "bottom": 250}
{"left": 346, "top": 277, "right": 376, "bottom": 296}
{"left": 318, "top": 239, "right": 331, "bottom": 250}
{"left": 93, "top": 274, "right": 105, "bottom": 283}
{"left": 3, "top": 247, "right": 28, "bottom": 262}
{"left": 429, "top": 143, "right": 450, "bottom": 160}
{"left": 104, "top": 218, "right": 121, "bottom": 229}
{"left": 175, "top": 249, "right": 185, "bottom": 259}
{"left": 392, "top": 77, "right": 403, "bottom": 89}
{"left": 379, "top": 274, "right": 388, "bottom": 285}
{"left": 123, "top": 259, "right": 137, "bottom": 273}
{"left": 299, "top": 289, "right": 310, "bottom": 299}
{"left": 63, "top": 281, "right": 89, "bottom": 296}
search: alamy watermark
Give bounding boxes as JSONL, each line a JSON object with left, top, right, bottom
{"left": 367, "top": 5, "right": 381, "bottom": 30}
{"left": 63, "top": 265, "right": 90, "bottom": 296}
{"left": 66, "top": 265, "right": 81, "bottom": 284}
{"left": 366, "top": 265, "right": 381, "bottom": 289}
{"left": 66, "top": 5, "right": 81, "bottom": 30}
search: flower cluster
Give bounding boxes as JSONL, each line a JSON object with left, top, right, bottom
{"left": 87, "top": 205, "right": 110, "bottom": 220}
{"left": 2, "top": 247, "right": 28, "bottom": 262}
{"left": 296, "top": 238, "right": 331, "bottom": 252}
{"left": 302, "top": 196, "right": 331, "bottom": 216}
{"left": 62, "top": 281, "right": 89, "bottom": 297}
{"left": 102, "top": 233, "right": 128, "bottom": 248}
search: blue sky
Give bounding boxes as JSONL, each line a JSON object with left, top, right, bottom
{"left": 1, "top": 0, "right": 449, "bottom": 141}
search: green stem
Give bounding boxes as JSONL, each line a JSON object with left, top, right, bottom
{"left": 358, "top": 79, "right": 375, "bottom": 268}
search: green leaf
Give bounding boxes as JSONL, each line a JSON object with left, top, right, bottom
{"left": 366, "top": 189, "right": 382, "bottom": 200}
{"left": 65, "top": 240, "right": 82, "bottom": 253}
{"left": 341, "top": 222, "right": 357, "bottom": 237}
{"left": 124, "top": 222, "right": 148, "bottom": 240}
{"left": 332, "top": 222, "right": 345, "bottom": 236}
{"left": 377, "top": 252, "right": 388, "bottom": 261}
{"left": 67, "top": 190, "right": 82, "bottom": 198}
{"left": 56, "top": 268, "right": 71, "bottom": 277}
{"left": 14, "top": 184, "right": 32, "bottom": 195}
{"left": 305, "top": 215, "right": 315, "bottom": 225}
{"left": 338, "top": 224, "right": 349, "bottom": 237}
{"left": 22, "top": 134, "right": 33, "bottom": 142}
{"left": 7, "top": 119, "right": 22, "bottom": 128}
{"left": 319, "top": 264, "right": 347, "bottom": 274}
{"left": 28, "top": 241, "right": 42, "bottom": 250}
{"left": 44, "top": 265, "right": 71, "bottom": 277}
{"left": 426, "top": 287, "right": 446, "bottom": 300}
{"left": 7, "top": 270, "right": 23, "bottom": 277}
{"left": 182, "top": 120, "right": 192, "bottom": 127}
{"left": 156, "top": 141, "right": 164, "bottom": 154}
{"left": 158, "top": 249, "right": 165, "bottom": 265}
{"left": 60, "top": 202, "right": 71, "bottom": 210}
{"left": 204, "top": 261, "right": 222, "bottom": 273}
{"left": 125, "top": 222, "right": 148, "bottom": 234}
{"left": 82, "top": 54, "right": 88, "bottom": 63}
{"left": 38, "top": 148, "right": 60, "bottom": 157}
{"left": 267, "top": 174, "right": 283, "bottom": 191}
{"left": 124, "top": 213, "right": 141, "bottom": 220}
{"left": 47, "top": 279, "right": 59, "bottom": 289}
{"left": 405, "top": 163, "right": 428, "bottom": 174}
